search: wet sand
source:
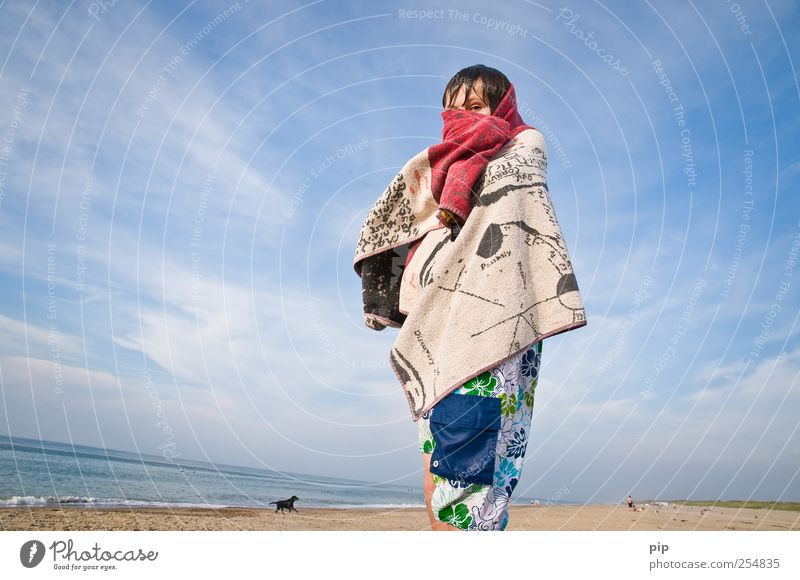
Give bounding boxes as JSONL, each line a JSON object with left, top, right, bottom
{"left": 2, "top": 503, "right": 798, "bottom": 531}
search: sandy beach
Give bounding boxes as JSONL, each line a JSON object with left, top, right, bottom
{"left": 2, "top": 503, "right": 798, "bottom": 531}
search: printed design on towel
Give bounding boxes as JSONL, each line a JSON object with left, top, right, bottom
{"left": 418, "top": 235, "right": 450, "bottom": 289}
{"left": 434, "top": 262, "right": 507, "bottom": 307}
{"left": 354, "top": 128, "right": 587, "bottom": 421}
{"left": 355, "top": 172, "right": 417, "bottom": 257}
{"left": 474, "top": 146, "right": 548, "bottom": 203}
{"left": 390, "top": 346, "right": 433, "bottom": 417}
{"left": 469, "top": 217, "right": 585, "bottom": 356}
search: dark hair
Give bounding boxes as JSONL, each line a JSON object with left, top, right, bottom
{"left": 442, "top": 64, "right": 511, "bottom": 114}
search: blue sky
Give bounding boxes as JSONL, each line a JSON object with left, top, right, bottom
{"left": 0, "top": 0, "right": 798, "bottom": 504}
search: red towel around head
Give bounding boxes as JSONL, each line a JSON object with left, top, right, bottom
{"left": 428, "top": 82, "right": 535, "bottom": 226}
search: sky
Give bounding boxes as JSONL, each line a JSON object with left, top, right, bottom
{"left": 0, "top": 0, "right": 798, "bottom": 504}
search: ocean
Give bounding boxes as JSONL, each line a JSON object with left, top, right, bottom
{"left": 0, "top": 434, "right": 427, "bottom": 510}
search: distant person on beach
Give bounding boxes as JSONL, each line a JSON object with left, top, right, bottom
{"left": 627, "top": 494, "right": 634, "bottom": 509}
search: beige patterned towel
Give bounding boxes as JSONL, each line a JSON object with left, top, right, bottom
{"left": 354, "top": 128, "right": 587, "bottom": 421}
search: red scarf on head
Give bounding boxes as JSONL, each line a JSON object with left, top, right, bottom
{"left": 428, "top": 81, "right": 535, "bottom": 226}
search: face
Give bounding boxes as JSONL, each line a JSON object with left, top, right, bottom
{"left": 445, "top": 77, "right": 492, "bottom": 115}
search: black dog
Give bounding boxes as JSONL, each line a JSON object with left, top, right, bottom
{"left": 269, "top": 495, "right": 299, "bottom": 513}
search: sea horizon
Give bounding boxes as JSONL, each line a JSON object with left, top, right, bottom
{"left": 0, "top": 433, "right": 591, "bottom": 510}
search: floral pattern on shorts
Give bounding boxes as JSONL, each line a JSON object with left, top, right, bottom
{"left": 419, "top": 340, "right": 542, "bottom": 531}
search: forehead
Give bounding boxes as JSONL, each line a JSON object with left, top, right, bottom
{"left": 449, "top": 78, "right": 485, "bottom": 103}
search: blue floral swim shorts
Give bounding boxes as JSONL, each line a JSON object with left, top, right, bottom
{"left": 419, "top": 340, "right": 542, "bottom": 531}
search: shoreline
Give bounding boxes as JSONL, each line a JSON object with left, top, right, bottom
{"left": 2, "top": 503, "right": 798, "bottom": 531}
